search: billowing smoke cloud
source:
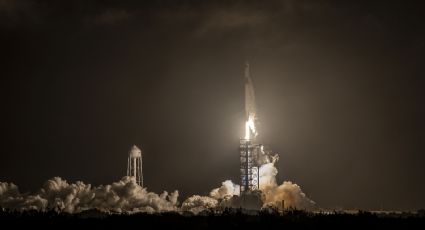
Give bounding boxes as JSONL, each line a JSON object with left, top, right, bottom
{"left": 259, "top": 162, "right": 315, "bottom": 209}
{"left": 209, "top": 180, "right": 240, "bottom": 199}
{"left": 0, "top": 177, "right": 178, "bottom": 213}
{"left": 1, "top": 161, "right": 314, "bottom": 214}
{"left": 181, "top": 195, "right": 218, "bottom": 214}
{"left": 0, "top": 182, "right": 25, "bottom": 209}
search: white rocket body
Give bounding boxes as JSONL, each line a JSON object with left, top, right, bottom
{"left": 244, "top": 62, "right": 258, "bottom": 140}
{"left": 245, "top": 62, "right": 256, "bottom": 121}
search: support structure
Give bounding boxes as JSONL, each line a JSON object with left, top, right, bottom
{"left": 239, "top": 139, "right": 260, "bottom": 193}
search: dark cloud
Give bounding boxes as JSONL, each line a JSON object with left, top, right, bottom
{"left": 0, "top": 0, "right": 37, "bottom": 26}
{"left": 90, "top": 9, "right": 131, "bottom": 26}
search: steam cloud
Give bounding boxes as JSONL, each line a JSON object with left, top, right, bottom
{"left": 259, "top": 162, "right": 316, "bottom": 210}
{"left": 182, "top": 155, "right": 316, "bottom": 213}
{"left": 181, "top": 195, "right": 218, "bottom": 214}
{"left": 1, "top": 133, "right": 314, "bottom": 214}
{"left": 0, "top": 177, "right": 178, "bottom": 213}
{"left": 1, "top": 157, "right": 314, "bottom": 214}
{"left": 210, "top": 180, "right": 240, "bottom": 199}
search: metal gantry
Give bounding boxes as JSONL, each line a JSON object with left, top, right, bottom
{"left": 240, "top": 139, "right": 260, "bottom": 193}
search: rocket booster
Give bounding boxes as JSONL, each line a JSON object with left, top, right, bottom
{"left": 244, "top": 62, "right": 258, "bottom": 140}
{"left": 245, "top": 62, "right": 256, "bottom": 120}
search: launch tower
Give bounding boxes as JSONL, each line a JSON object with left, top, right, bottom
{"left": 240, "top": 139, "right": 260, "bottom": 192}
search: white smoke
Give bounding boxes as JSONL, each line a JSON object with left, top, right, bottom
{"left": 181, "top": 195, "right": 218, "bottom": 214}
{"left": 0, "top": 182, "right": 26, "bottom": 210}
{"left": 209, "top": 180, "right": 240, "bottom": 199}
{"left": 181, "top": 148, "right": 316, "bottom": 212}
{"left": 1, "top": 164, "right": 314, "bottom": 214}
{"left": 181, "top": 180, "right": 239, "bottom": 214}
{"left": 0, "top": 176, "right": 178, "bottom": 213}
{"left": 259, "top": 162, "right": 315, "bottom": 209}
{"left": 1, "top": 141, "right": 314, "bottom": 214}
{"left": 1, "top": 147, "right": 314, "bottom": 214}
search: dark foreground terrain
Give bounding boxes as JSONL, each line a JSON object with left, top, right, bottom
{"left": 1, "top": 208, "right": 425, "bottom": 229}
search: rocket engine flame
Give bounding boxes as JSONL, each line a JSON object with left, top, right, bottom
{"left": 245, "top": 121, "right": 250, "bottom": 140}
{"left": 244, "top": 62, "right": 258, "bottom": 141}
{"left": 245, "top": 114, "right": 257, "bottom": 140}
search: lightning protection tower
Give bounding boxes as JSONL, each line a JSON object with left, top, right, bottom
{"left": 127, "top": 145, "right": 143, "bottom": 187}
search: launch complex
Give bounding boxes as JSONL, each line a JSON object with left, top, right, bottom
{"left": 126, "top": 62, "right": 266, "bottom": 210}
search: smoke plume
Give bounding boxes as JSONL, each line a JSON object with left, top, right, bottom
{"left": 209, "top": 180, "right": 240, "bottom": 199}
{"left": 181, "top": 147, "right": 316, "bottom": 212}
{"left": 0, "top": 176, "right": 178, "bottom": 213}
{"left": 1, "top": 160, "right": 315, "bottom": 214}
{"left": 181, "top": 195, "right": 218, "bottom": 214}
{"left": 259, "top": 162, "right": 316, "bottom": 209}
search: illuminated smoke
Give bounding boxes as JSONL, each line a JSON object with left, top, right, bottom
{"left": 210, "top": 180, "right": 240, "bottom": 199}
{"left": 1, "top": 161, "right": 314, "bottom": 213}
{"left": 259, "top": 163, "right": 315, "bottom": 209}
{"left": 200, "top": 160, "right": 315, "bottom": 211}
{"left": 0, "top": 177, "right": 179, "bottom": 213}
{"left": 181, "top": 195, "right": 218, "bottom": 214}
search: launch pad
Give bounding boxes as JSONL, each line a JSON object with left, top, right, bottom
{"left": 239, "top": 139, "right": 264, "bottom": 211}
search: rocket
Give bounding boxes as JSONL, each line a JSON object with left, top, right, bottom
{"left": 245, "top": 62, "right": 257, "bottom": 120}
{"left": 244, "top": 62, "right": 258, "bottom": 140}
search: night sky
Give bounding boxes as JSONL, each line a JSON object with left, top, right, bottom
{"left": 1, "top": 0, "right": 424, "bottom": 210}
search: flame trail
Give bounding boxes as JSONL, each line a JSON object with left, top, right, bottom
{"left": 245, "top": 114, "right": 257, "bottom": 140}
{"left": 244, "top": 62, "right": 258, "bottom": 140}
